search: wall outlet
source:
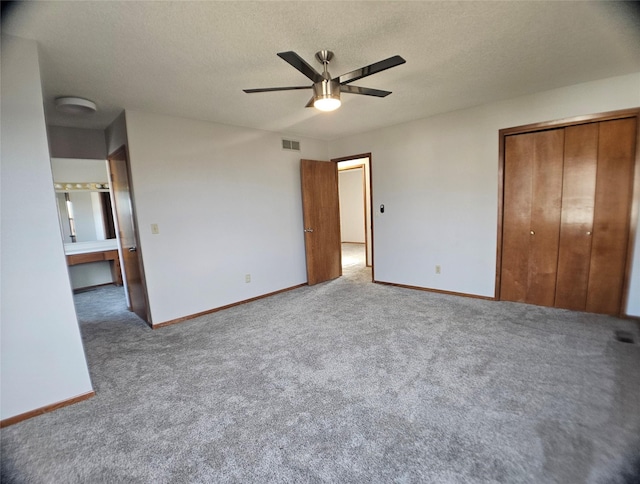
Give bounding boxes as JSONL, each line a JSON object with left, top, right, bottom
{"left": 151, "top": 223, "right": 159, "bottom": 234}
{"left": 245, "top": 274, "right": 251, "bottom": 283}
{"left": 435, "top": 265, "right": 441, "bottom": 274}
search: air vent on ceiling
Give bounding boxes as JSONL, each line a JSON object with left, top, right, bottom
{"left": 282, "top": 138, "right": 300, "bottom": 151}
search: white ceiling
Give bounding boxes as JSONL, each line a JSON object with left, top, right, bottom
{"left": 3, "top": 1, "right": 639, "bottom": 141}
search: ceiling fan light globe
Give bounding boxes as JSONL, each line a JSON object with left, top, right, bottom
{"left": 313, "top": 78, "right": 341, "bottom": 112}
{"left": 314, "top": 97, "right": 341, "bottom": 112}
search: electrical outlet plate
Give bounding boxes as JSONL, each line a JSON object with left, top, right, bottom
{"left": 245, "top": 274, "right": 251, "bottom": 283}
{"left": 151, "top": 224, "right": 159, "bottom": 234}
{"left": 435, "top": 265, "right": 441, "bottom": 274}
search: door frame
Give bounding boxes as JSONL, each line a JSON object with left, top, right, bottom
{"left": 332, "top": 153, "right": 375, "bottom": 281}
{"left": 338, "top": 163, "right": 368, "bottom": 262}
{"left": 496, "top": 107, "right": 640, "bottom": 316}
{"left": 107, "top": 145, "right": 152, "bottom": 326}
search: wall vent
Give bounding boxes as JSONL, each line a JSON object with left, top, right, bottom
{"left": 282, "top": 139, "right": 301, "bottom": 151}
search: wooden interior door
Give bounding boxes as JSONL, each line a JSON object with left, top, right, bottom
{"left": 554, "top": 123, "right": 598, "bottom": 310}
{"left": 586, "top": 118, "right": 637, "bottom": 314}
{"left": 108, "top": 147, "right": 149, "bottom": 323}
{"left": 527, "top": 129, "right": 564, "bottom": 306}
{"left": 500, "top": 111, "right": 638, "bottom": 316}
{"left": 501, "top": 129, "right": 564, "bottom": 306}
{"left": 301, "top": 159, "right": 342, "bottom": 285}
{"left": 501, "top": 133, "right": 535, "bottom": 302}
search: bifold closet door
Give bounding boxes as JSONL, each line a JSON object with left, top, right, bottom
{"left": 585, "top": 118, "right": 636, "bottom": 314}
{"left": 503, "top": 117, "right": 637, "bottom": 315}
{"left": 501, "top": 129, "right": 564, "bottom": 306}
{"left": 554, "top": 123, "right": 598, "bottom": 310}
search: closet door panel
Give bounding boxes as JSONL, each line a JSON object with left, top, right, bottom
{"left": 587, "top": 118, "right": 637, "bottom": 314}
{"left": 501, "top": 134, "right": 533, "bottom": 302}
{"left": 555, "top": 123, "right": 598, "bottom": 310}
{"left": 527, "top": 129, "right": 564, "bottom": 307}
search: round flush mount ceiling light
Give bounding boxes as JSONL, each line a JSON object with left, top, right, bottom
{"left": 55, "top": 96, "right": 97, "bottom": 115}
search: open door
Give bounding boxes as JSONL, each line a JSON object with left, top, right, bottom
{"left": 108, "top": 146, "right": 150, "bottom": 323}
{"left": 301, "top": 159, "right": 342, "bottom": 285}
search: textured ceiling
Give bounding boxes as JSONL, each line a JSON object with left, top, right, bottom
{"left": 3, "top": 1, "right": 640, "bottom": 140}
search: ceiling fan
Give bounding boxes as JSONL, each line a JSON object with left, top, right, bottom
{"left": 243, "top": 50, "right": 406, "bottom": 112}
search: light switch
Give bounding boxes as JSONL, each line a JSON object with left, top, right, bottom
{"left": 151, "top": 224, "right": 159, "bottom": 234}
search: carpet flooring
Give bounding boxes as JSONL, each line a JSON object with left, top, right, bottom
{"left": 2, "top": 244, "right": 640, "bottom": 483}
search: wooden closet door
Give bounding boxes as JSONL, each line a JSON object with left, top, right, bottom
{"left": 501, "top": 133, "right": 534, "bottom": 302}
{"left": 586, "top": 118, "right": 637, "bottom": 314}
{"left": 500, "top": 111, "right": 638, "bottom": 315}
{"left": 527, "top": 129, "right": 564, "bottom": 306}
{"left": 501, "top": 129, "right": 564, "bottom": 305}
{"left": 554, "top": 123, "right": 598, "bottom": 310}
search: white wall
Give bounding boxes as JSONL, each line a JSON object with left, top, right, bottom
{"left": 329, "top": 72, "right": 640, "bottom": 316}
{"left": 51, "top": 157, "right": 109, "bottom": 182}
{"left": 339, "top": 168, "right": 365, "bottom": 243}
{"left": 47, "top": 126, "right": 107, "bottom": 160}
{"left": 105, "top": 111, "right": 128, "bottom": 156}
{"left": 124, "top": 111, "right": 329, "bottom": 324}
{"left": 66, "top": 261, "right": 111, "bottom": 289}
{"left": 0, "top": 35, "right": 93, "bottom": 421}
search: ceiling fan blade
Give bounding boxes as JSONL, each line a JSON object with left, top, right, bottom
{"left": 277, "top": 51, "right": 324, "bottom": 83}
{"left": 335, "top": 55, "right": 406, "bottom": 85}
{"left": 243, "top": 86, "right": 311, "bottom": 93}
{"left": 340, "top": 85, "right": 391, "bottom": 97}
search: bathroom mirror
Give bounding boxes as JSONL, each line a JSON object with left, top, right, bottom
{"left": 56, "top": 190, "right": 116, "bottom": 243}
{"left": 51, "top": 158, "right": 116, "bottom": 245}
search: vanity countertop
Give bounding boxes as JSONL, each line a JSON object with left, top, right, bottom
{"left": 64, "top": 240, "right": 118, "bottom": 255}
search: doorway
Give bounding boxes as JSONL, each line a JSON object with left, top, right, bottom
{"left": 300, "top": 154, "right": 374, "bottom": 285}
{"left": 50, "top": 155, "right": 146, "bottom": 345}
{"left": 335, "top": 153, "right": 373, "bottom": 280}
{"left": 51, "top": 156, "right": 126, "bottom": 293}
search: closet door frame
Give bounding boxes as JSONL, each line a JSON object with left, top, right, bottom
{"left": 496, "top": 107, "right": 640, "bottom": 317}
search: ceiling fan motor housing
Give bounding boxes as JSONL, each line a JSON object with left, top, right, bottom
{"left": 313, "top": 78, "right": 340, "bottom": 101}
{"left": 313, "top": 50, "right": 340, "bottom": 109}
